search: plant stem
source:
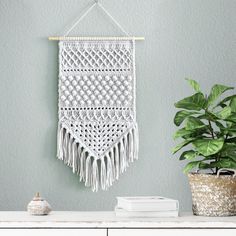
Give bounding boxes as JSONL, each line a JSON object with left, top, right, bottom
{"left": 208, "top": 120, "right": 215, "bottom": 139}
{"left": 225, "top": 133, "right": 229, "bottom": 140}
{"left": 205, "top": 109, "right": 215, "bottom": 139}
{"left": 206, "top": 110, "right": 218, "bottom": 174}
{"left": 215, "top": 153, "right": 220, "bottom": 175}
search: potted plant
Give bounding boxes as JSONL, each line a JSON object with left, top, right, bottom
{"left": 173, "top": 79, "right": 236, "bottom": 216}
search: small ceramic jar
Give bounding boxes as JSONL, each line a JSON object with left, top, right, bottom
{"left": 27, "top": 192, "right": 51, "bottom": 215}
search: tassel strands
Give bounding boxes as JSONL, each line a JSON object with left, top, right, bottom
{"left": 57, "top": 123, "right": 64, "bottom": 160}
{"left": 56, "top": 125, "right": 138, "bottom": 191}
{"left": 91, "top": 158, "right": 99, "bottom": 192}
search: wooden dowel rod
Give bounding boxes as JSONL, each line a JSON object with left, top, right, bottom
{"left": 48, "top": 36, "right": 145, "bottom": 41}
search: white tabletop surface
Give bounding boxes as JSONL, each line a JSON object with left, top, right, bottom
{"left": 0, "top": 211, "right": 235, "bottom": 228}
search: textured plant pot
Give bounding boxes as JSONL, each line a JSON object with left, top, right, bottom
{"left": 188, "top": 173, "right": 236, "bottom": 216}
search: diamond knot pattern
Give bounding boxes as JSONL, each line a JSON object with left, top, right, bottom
{"left": 60, "top": 41, "right": 132, "bottom": 72}
{"left": 68, "top": 121, "right": 131, "bottom": 157}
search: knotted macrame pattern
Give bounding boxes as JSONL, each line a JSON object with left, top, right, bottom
{"left": 57, "top": 40, "right": 138, "bottom": 191}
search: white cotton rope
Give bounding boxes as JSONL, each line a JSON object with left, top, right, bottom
{"left": 63, "top": 1, "right": 130, "bottom": 37}
{"left": 63, "top": 2, "right": 97, "bottom": 36}
{"left": 96, "top": 2, "right": 130, "bottom": 37}
{"left": 57, "top": 39, "right": 138, "bottom": 191}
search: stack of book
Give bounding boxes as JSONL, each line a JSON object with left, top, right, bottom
{"left": 115, "top": 196, "right": 179, "bottom": 217}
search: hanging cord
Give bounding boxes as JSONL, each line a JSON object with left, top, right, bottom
{"left": 64, "top": 2, "right": 97, "bottom": 36}
{"left": 63, "top": 0, "right": 130, "bottom": 37}
{"left": 97, "top": 2, "right": 130, "bottom": 36}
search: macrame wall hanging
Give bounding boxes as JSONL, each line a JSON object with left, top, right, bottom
{"left": 49, "top": 0, "right": 144, "bottom": 191}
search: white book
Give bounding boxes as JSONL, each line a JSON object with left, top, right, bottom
{"left": 115, "top": 206, "right": 179, "bottom": 218}
{"left": 116, "top": 196, "right": 179, "bottom": 212}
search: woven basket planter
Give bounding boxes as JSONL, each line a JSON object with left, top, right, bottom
{"left": 188, "top": 172, "right": 236, "bottom": 216}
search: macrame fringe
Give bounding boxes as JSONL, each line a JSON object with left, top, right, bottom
{"left": 57, "top": 123, "right": 139, "bottom": 192}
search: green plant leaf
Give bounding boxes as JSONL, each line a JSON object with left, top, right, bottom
{"left": 207, "top": 84, "right": 234, "bottom": 106}
{"left": 175, "top": 93, "right": 206, "bottom": 111}
{"left": 230, "top": 97, "right": 236, "bottom": 112}
{"left": 210, "top": 159, "right": 236, "bottom": 169}
{"left": 220, "top": 125, "right": 236, "bottom": 134}
{"left": 215, "top": 121, "right": 225, "bottom": 130}
{"left": 183, "top": 161, "right": 201, "bottom": 173}
{"left": 185, "top": 117, "right": 205, "bottom": 130}
{"left": 173, "top": 128, "right": 194, "bottom": 140}
{"left": 197, "top": 111, "right": 219, "bottom": 122}
{"left": 185, "top": 78, "right": 201, "bottom": 92}
{"left": 227, "top": 127, "right": 236, "bottom": 134}
{"left": 221, "top": 143, "right": 236, "bottom": 160}
{"left": 193, "top": 138, "right": 224, "bottom": 156}
{"left": 215, "top": 95, "right": 236, "bottom": 108}
{"left": 226, "top": 137, "right": 236, "bottom": 143}
{"left": 172, "top": 139, "right": 194, "bottom": 154}
{"left": 174, "top": 110, "right": 199, "bottom": 126}
{"left": 226, "top": 113, "right": 236, "bottom": 123}
{"left": 198, "top": 162, "right": 213, "bottom": 170}
{"left": 215, "top": 106, "right": 231, "bottom": 119}
{"left": 179, "top": 150, "right": 197, "bottom": 160}
{"left": 229, "top": 155, "right": 236, "bottom": 161}
{"left": 221, "top": 143, "right": 236, "bottom": 152}
{"left": 182, "top": 129, "right": 210, "bottom": 140}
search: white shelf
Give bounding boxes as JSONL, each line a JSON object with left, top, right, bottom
{"left": 0, "top": 211, "right": 235, "bottom": 228}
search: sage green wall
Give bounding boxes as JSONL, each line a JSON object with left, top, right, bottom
{"left": 0, "top": 0, "right": 235, "bottom": 211}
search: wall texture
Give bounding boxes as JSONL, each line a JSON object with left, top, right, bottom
{"left": 0, "top": 0, "right": 235, "bottom": 211}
